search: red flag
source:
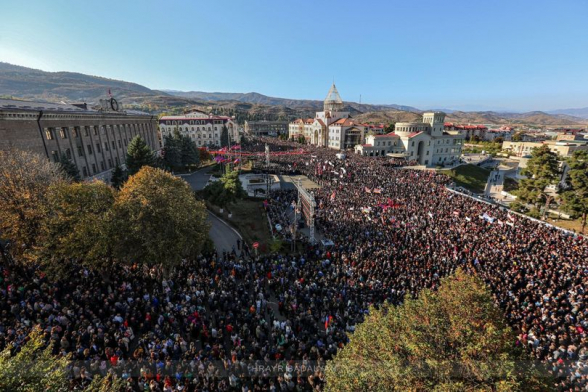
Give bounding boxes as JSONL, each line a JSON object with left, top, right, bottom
{"left": 330, "top": 192, "right": 336, "bottom": 201}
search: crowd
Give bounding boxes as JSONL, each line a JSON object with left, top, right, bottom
{"left": 0, "top": 137, "right": 586, "bottom": 391}
{"left": 265, "top": 190, "right": 298, "bottom": 242}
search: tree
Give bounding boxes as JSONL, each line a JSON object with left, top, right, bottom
{"left": 494, "top": 136, "right": 505, "bottom": 144}
{"left": 514, "top": 145, "right": 561, "bottom": 218}
{"left": 39, "top": 181, "right": 116, "bottom": 277}
{"left": 512, "top": 132, "right": 523, "bottom": 142}
{"left": 203, "top": 168, "right": 246, "bottom": 207}
{"left": 0, "top": 326, "right": 70, "bottom": 392}
{"left": 58, "top": 152, "right": 81, "bottom": 181}
{"left": 220, "top": 125, "right": 230, "bottom": 148}
{"left": 561, "top": 150, "right": 588, "bottom": 233}
{"left": 180, "top": 132, "right": 200, "bottom": 168}
{"left": 110, "top": 164, "right": 126, "bottom": 189}
{"left": 126, "top": 135, "right": 155, "bottom": 175}
{"left": 325, "top": 269, "right": 550, "bottom": 392}
{"left": 199, "top": 147, "right": 212, "bottom": 163}
{"left": 112, "top": 167, "right": 209, "bottom": 269}
{"left": 0, "top": 149, "right": 64, "bottom": 261}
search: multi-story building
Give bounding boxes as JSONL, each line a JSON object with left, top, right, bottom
{"left": 159, "top": 111, "right": 239, "bottom": 148}
{"left": 502, "top": 140, "right": 588, "bottom": 158}
{"left": 356, "top": 112, "right": 465, "bottom": 167}
{"left": 244, "top": 120, "right": 289, "bottom": 137}
{"left": 0, "top": 98, "right": 159, "bottom": 181}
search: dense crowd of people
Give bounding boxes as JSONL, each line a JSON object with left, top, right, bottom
{"left": 0, "top": 137, "right": 587, "bottom": 391}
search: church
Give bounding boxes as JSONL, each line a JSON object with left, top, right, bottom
{"left": 289, "top": 84, "right": 379, "bottom": 150}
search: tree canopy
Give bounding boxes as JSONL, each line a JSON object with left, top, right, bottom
{"left": 39, "top": 181, "right": 116, "bottom": 276}
{"left": 0, "top": 149, "right": 65, "bottom": 261}
{"left": 325, "top": 269, "right": 549, "bottom": 392}
{"left": 163, "top": 129, "right": 200, "bottom": 171}
{"left": 561, "top": 150, "right": 588, "bottom": 233}
{"left": 58, "top": 152, "right": 81, "bottom": 181}
{"left": 125, "top": 135, "right": 155, "bottom": 175}
{"left": 203, "top": 168, "right": 246, "bottom": 207}
{"left": 220, "top": 125, "right": 230, "bottom": 148}
{"left": 514, "top": 145, "right": 560, "bottom": 216}
{"left": 112, "top": 166, "right": 209, "bottom": 269}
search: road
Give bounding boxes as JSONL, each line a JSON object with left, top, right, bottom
{"left": 182, "top": 168, "right": 241, "bottom": 253}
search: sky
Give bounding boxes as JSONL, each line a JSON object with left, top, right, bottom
{"left": 1, "top": 0, "right": 587, "bottom": 112}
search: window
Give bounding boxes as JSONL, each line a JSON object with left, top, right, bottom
{"left": 51, "top": 151, "right": 59, "bottom": 162}
{"left": 115, "top": 157, "right": 119, "bottom": 165}
{"left": 100, "top": 161, "right": 106, "bottom": 171}
{"left": 73, "top": 127, "right": 80, "bottom": 137}
{"left": 60, "top": 128, "right": 68, "bottom": 139}
{"left": 82, "top": 166, "right": 88, "bottom": 177}
{"left": 94, "top": 126, "right": 99, "bottom": 136}
{"left": 96, "top": 143, "right": 101, "bottom": 153}
{"left": 87, "top": 144, "right": 93, "bottom": 155}
{"left": 92, "top": 163, "right": 97, "bottom": 174}
{"left": 108, "top": 158, "right": 112, "bottom": 168}
{"left": 45, "top": 129, "right": 54, "bottom": 140}
{"left": 118, "top": 140, "right": 122, "bottom": 148}
{"left": 66, "top": 149, "right": 72, "bottom": 159}
{"left": 112, "top": 141, "right": 116, "bottom": 150}
{"left": 84, "top": 126, "right": 90, "bottom": 137}
{"left": 77, "top": 146, "right": 84, "bottom": 157}
{"left": 104, "top": 142, "right": 109, "bottom": 151}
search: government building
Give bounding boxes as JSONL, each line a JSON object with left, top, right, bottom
{"left": 244, "top": 120, "right": 289, "bottom": 137}
{"left": 0, "top": 98, "right": 159, "bottom": 180}
{"left": 356, "top": 112, "right": 465, "bottom": 166}
{"left": 159, "top": 111, "right": 239, "bottom": 147}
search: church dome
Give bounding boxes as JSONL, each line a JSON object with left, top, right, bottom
{"left": 324, "top": 83, "right": 344, "bottom": 112}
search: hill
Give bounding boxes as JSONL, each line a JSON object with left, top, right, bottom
{"left": 1, "top": 62, "right": 585, "bottom": 126}
{"left": 548, "top": 107, "right": 588, "bottom": 120}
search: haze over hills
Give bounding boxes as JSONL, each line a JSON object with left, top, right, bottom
{"left": 0, "top": 62, "right": 586, "bottom": 126}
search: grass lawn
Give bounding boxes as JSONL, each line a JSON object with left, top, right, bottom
{"left": 439, "top": 164, "right": 491, "bottom": 194}
{"left": 546, "top": 216, "right": 587, "bottom": 234}
{"left": 207, "top": 198, "right": 274, "bottom": 253}
{"left": 504, "top": 177, "right": 519, "bottom": 192}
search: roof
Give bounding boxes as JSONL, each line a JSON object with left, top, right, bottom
{"left": 315, "top": 119, "right": 326, "bottom": 126}
{"left": 324, "top": 83, "right": 343, "bottom": 104}
{"left": 0, "top": 98, "right": 91, "bottom": 113}
{"left": 408, "top": 131, "right": 423, "bottom": 138}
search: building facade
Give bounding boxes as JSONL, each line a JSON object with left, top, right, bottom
{"left": 244, "top": 120, "right": 289, "bottom": 137}
{"left": 0, "top": 98, "right": 159, "bottom": 181}
{"left": 357, "top": 112, "right": 465, "bottom": 167}
{"left": 159, "top": 111, "right": 239, "bottom": 148}
{"left": 502, "top": 140, "right": 588, "bottom": 158}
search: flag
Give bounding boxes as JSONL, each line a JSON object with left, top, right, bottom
{"left": 330, "top": 192, "right": 336, "bottom": 201}
{"left": 453, "top": 211, "right": 460, "bottom": 216}
{"left": 364, "top": 187, "right": 371, "bottom": 193}
{"left": 233, "top": 158, "right": 240, "bottom": 164}
{"left": 482, "top": 213, "right": 495, "bottom": 223}
{"left": 373, "top": 188, "right": 382, "bottom": 194}
{"left": 325, "top": 315, "right": 333, "bottom": 330}
{"left": 507, "top": 212, "right": 515, "bottom": 222}
{"left": 428, "top": 212, "right": 434, "bottom": 218}
{"left": 465, "top": 217, "right": 471, "bottom": 222}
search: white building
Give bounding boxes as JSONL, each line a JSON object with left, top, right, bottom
{"left": 289, "top": 84, "right": 373, "bottom": 150}
{"left": 357, "top": 112, "right": 465, "bottom": 167}
{"left": 159, "top": 111, "right": 239, "bottom": 148}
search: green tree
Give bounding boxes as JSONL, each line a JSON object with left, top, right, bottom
{"left": 85, "top": 372, "right": 127, "bottom": 392}
{"left": 112, "top": 166, "right": 209, "bottom": 270}
{"left": 220, "top": 125, "right": 230, "bottom": 148}
{"left": 0, "top": 149, "right": 65, "bottom": 262}
{"left": 58, "top": 152, "right": 81, "bottom": 181}
{"left": 180, "top": 132, "right": 200, "bottom": 168}
{"left": 39, "top": 181, "right": 115, "bottom": 277}
{"left": 204, "top": 168, "right": 246, "bottom": 207}
{"left": 512, "top": 132, "right": 523, "bottom": 142}
{"left": 199, "top": 147, "right": 212, "bottom": 163}
{"left": 126, "top": 135, "right": 155, "bottom": 175}
{"left": 561, "top": 150, "right": 588, "bottom": 233}
{"left": 325, "top": 269, "right": 550, "bottom": 392}
{"left": 163, "top": 129, "right": 182, "bottom": 170}
{"left": 514, "top": 145, "right": 561, "bottom": 218}
{"left": 0, "top": 326, "right": 70, "bottom": 392}
{"left": 110, "top": 164, "right": 126, "bottom": 189}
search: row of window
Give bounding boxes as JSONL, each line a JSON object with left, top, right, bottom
{"left": 45, "top": 124, "right": 149, "bottom": 141}
{"left": 51, "top": 150, "right": 122, "bottom": 176}
{"left": 163, "top": 120, "right": 224, "bottom": 126}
